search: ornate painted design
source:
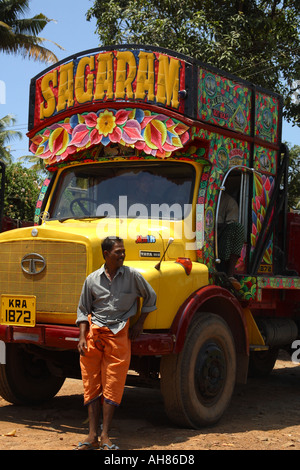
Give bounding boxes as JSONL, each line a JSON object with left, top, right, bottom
{"left": 196, "top": 128, "right": 251, "bottom": 169}
{"left": 196, "top": 164, "right": 211, "bottom": 262}
{"left": 258, "top": 276, "right": 300, "bottom": 290}
{"left": 239, "top": 276, "right": 257, "bottom": 300}
{"left": 193, "top": 128, "right": 251, "bottom": 270}
{"left": 255, "top": 92, "right": 279, "bottom": 144}
{"left": 198, "top": 69, "right": 251, "bottom": 135}
{"left": 34, "top": 177, "right": 51, "bottom": 225}
{"left": 29, "top": 108, "right": 191, "bottom": 166}
{"left": 251, "top": 173, "right": 275, "bottom": 271}
{"left": 254, "top": 145, "right": 277, "bottom": 175}
{"left": 257, "top": 276, "right": 300, "bottom": 301}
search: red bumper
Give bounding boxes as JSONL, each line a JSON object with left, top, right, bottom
{"left": 0, "top": 324, "right": 175, "bottom": 356}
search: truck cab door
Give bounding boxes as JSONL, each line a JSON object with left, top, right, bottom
{"left": 215, "top": 166, "right": 249, "bottom": 275}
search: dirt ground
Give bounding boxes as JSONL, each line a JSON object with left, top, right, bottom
{"left": 1, "top": 350, "right": 300, "bottom": 451}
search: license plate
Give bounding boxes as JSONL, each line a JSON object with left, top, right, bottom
{"left": 0, "top": 295, "right": 36, "bottom": 327}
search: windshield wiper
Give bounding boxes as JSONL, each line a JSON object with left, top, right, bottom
{"left": 58, "top": 215, "right": 107, "bottom": 223}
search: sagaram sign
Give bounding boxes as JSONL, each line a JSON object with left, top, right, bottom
{"left": 31, "top": 50, "right": 186, "bottom": 130}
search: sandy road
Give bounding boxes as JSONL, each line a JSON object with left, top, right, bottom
{"left": 0, "top": 351, "right": 300, "bottom": 451}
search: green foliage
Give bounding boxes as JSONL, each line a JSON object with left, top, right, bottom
{"left": 0, "top": 0, "right": 63, "bottom": 63}
{"left": 287, "top": 144, "right": 300, "bottom": 210}
{"left": 3, "top": 162, "right": 42, "bottom": 221}
{"left": 87, "top": 0, "right": 300, "bottom": 125}
{"left": 0, "top": 114, "right": 22, "bottom": 165}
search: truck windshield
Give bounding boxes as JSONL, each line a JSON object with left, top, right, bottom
{"left": 50, "top": 162, "right": 195, "bottom": 221}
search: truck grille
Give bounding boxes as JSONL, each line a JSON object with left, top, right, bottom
{"left": 0, "top": 240, "right": 87, "bottom": 323}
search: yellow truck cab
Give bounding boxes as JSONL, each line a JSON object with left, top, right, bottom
{"left": 1, "top": 45, "right": 300, "bottom": 428}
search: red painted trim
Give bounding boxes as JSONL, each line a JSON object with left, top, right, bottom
{"left": 0, "top": 324, "right": 79, "bottom": 349}
{"left": 27, "top": 100, "right": 279, "bottom": 153}
{"left": 0, "top": 287, "right": 248, "bottom": 356}
{"left": 198, "top": 120, "right": 279, "bottom": 151}
{"left": 170, "top": 285, "right": 249, "bottom": 354}
{"left": 131, "top": 333, "right": 174, "bottom": 356}
{"left": 0, "top": 324, "right": 174, "bottom": 356}
{"left": 27, "top": 101, "right": 193, "bottom": 139}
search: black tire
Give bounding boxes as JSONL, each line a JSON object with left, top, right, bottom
{"left": 160, "top": 313, "right": 236, "bottom": 428}
{"left": 248, "top": 347, "right": 279, "bottom": 378}
{"left": 0, "top": 344, "right": 65, "bottom": 405}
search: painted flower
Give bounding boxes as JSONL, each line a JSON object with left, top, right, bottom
{"left": 48, "top": 127, "right": 70, "bottom": 156}
{"left": 30, "top": 108, "right": 192, "bottom": 164}
{"left": 96, "top": 110, "right": 116, "bottom": 137}
{"left": 143, "top": 119, "right": 167, "bottom": 152}
{"left": 70, "top": 114, "right": 85, "bottom": 129}
{"left": 84, "top": 110, "right": 125, "bottom": 144}
{"left": 30, "top": 131, "right": 50, "bottom": 156}
{"left": 121, "top": 120, "right": 143, "bottom": 144}
{"left": 70, "top": 124, "right": 90, "bottom": 148}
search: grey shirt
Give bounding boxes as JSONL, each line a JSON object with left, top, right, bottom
{"left": 76, "top": 265, "right": 157, "bottom": 334}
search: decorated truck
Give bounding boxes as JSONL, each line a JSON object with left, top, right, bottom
{"left": 0, "top": 45, "right": 300, "bottom": 428}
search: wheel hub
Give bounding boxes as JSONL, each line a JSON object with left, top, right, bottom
{"left": 195, "top": 341, "right": 226, "bottom": 403}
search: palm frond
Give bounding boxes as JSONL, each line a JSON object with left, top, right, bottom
{"left": 0, "top": 0, "right": 31, "bottom": 23}
{"left": 0, "top": 113, "right": 22, "bottom": 164}
{"left": 12, "top": 15, "right": 51, "bottom": 35}
{"left": 0, "top": 0, "right": 63, "bottom": 64}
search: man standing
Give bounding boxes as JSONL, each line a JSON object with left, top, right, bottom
{"left": 75, "top": 236, "right": 157, "bottom": 450}
{"left": 218, "top": 191, "right": 244, "bottom": 284}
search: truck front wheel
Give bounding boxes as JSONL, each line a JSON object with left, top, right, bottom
{"left": 0, "top": 344, "right": 65, "bottom": 405}
{"left": 160, "top": 313, "right": 236, "bottom": 428}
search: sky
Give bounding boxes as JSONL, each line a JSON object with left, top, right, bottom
{"left": 0, "top": 0, "right": 298, "bottom": 161}
{"left": 0, "top": 0, "right": 98, "bottom": 159}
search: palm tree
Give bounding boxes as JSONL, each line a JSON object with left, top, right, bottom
{"left": 0, "top": 114, "right": 22, "bottom": 164}
{"left": 0, "top": 0, "right": 63, "bottom": 64}
{"left": 18, "top": 153, "right": 47, "bottom": 174}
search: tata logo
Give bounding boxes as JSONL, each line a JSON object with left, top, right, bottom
{"left": 21, "top": 253, "right": 46, "bottom": 275}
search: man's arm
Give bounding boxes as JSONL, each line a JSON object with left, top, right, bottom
{"left": 78, "top": 321, "right": 89, "bottom": 355}
{"left": 129, "top": 311, "right": 150, "bottom": 340}
{"left": 130, "top": 271, "right": 157, "bottom": 340}
{"left": 76, "top": 276, "right": 93, "bottom": 354}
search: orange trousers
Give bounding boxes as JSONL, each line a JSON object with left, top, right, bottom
{"left": 80, "top": 321, "right": 131, "bottom": 406}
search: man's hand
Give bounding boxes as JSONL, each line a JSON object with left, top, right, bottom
{"left": 78, "top": 321, "right": 89, "bottom": 355}
{"left": 78, "top": 335, "right": 87, "bottom": 355}
{"left": 129, "top": 320, "right": 143, "bottom": 341}
{"left": 129, "top": 312, "right": 149, "bottom": 340}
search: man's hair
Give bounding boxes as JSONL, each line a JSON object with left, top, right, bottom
{"left": 101, "top": 236, "right": 124, "bottom": 256}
